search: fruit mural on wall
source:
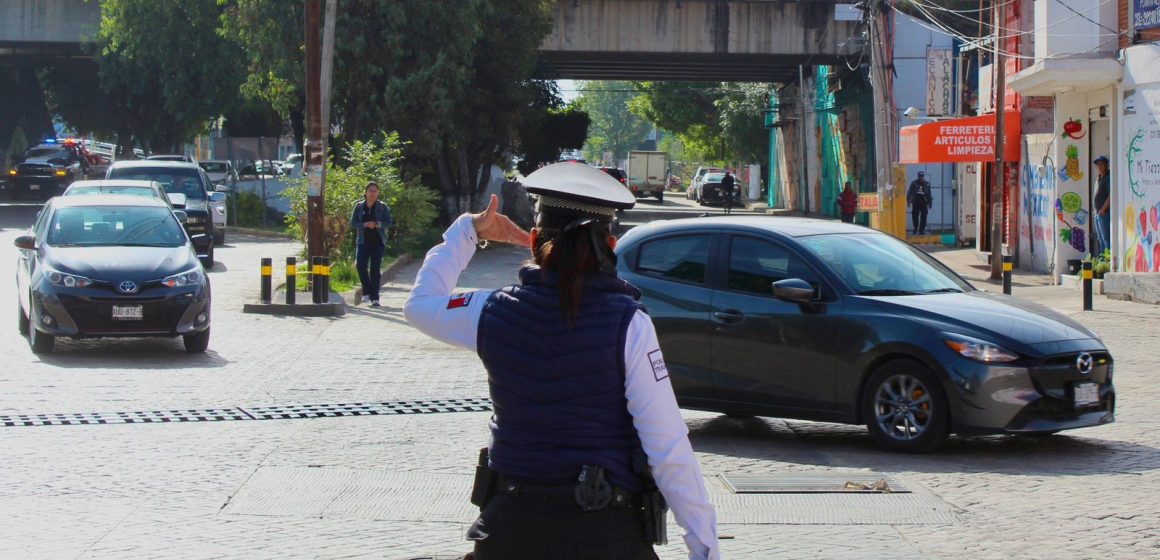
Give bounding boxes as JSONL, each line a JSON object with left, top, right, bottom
{"left": 1056, "top": 191, "right": 1086, "bottom": 253}
{"left": 1124, "top": 125, "right": 1160, "bottom": 272}
{"left": 1062, "top": 118, "right": 1086, "bottom": 140}
{"left": 1059, "top": 144, "right": 1084, "bottom": 182}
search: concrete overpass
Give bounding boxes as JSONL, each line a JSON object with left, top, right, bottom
{"left": 1, "top": 0, "right": 864, "bottom": 81}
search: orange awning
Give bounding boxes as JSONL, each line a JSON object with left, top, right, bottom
{"left": 899, "top": 112, "right": 1021, "bottom": 164}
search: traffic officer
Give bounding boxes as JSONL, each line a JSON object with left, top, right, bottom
{"left": 404, "top": 162, "right": 719, "bottom": 560}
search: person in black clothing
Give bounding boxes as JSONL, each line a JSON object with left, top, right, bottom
{"left": 350, "top": 182, "right": 394, "bottom": 307}
{"left": 907, "top": 171, "right": 934, "bottom": 235}
{"left": 721, "top": 170, "right": 736, "bottom": 215}
{"left": 1093, "top": 156, "right": 1111, "bottom": 256}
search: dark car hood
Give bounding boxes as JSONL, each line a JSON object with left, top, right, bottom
{"left": 20, "top": 156, "right": 61, "bottom": 165}
{"left": 870, "top": 290, "right": 1098, "bottom": 348}
{"left": 48, "top": 246, "right": 195, "bottom": 282}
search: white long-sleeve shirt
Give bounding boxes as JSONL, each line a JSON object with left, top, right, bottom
{"left": 404, "top": 214, "right": 720, "bottom": 560}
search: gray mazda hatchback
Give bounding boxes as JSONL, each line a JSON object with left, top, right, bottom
{"left": 615, "top": 216, "right": 1115, "bottom": 452}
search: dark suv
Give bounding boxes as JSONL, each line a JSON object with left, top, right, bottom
{"left": 6, "top": 142, "right": 87, "bottom": 199}
{"left": 106, "top": 161, "right": 223, "bottom": 268}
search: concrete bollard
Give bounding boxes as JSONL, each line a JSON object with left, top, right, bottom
{"left": 285, "top": 257, "right": 297, "bottom": 305}
{"left": 260, "top": 258, "right": 272, "bottom": 304}
{"left": 1002, "top": 255, "right": 1012, "bottom": 295}
{"left": 1082, "top": 261, "right": 1093, "bottom": 311}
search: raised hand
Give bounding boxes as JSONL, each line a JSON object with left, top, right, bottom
{"left": 472, "top": 194, "right": 531, "bottom": 247}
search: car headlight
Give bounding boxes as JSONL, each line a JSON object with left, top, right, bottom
{"left": 44, "top": 265, "right": 93, "bottom": 288}
{"left": 214, "top": 206, "right": 226, "bottom": 215}
{"left": 54, "top": 169, "right": 67, "bottom": 177}
{"left": 185, "top": 216, "right": 205, "bottom": 224}
{"left": 943, "top": 334, "right": 1019, "bottom": 363}
{"left": 162, "top": 268, "right": 204, "bottom": 288}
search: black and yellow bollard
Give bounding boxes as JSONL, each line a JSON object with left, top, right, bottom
{"left": 311, "top": 256, "right": 322, "bottom": 304}
{"left": 320, "top": 257, "right": 331, "bottom": 303}
{"left": 1082, "top": 261, "right": 1093, "bottom": 311}
{"left": 260, "top": 258, "right": 272, "bottom": 304}
{"left": 285, "top": 257, "right": 296, "bottom": 305}
{"left": 1002, "top": 255, "right": 1013, "bottom": 295}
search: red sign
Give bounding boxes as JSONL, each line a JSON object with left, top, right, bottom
{"left": 857, "top": 193, "right": 880, "bottom": 212}
{"left": 899, "top": 112, "right": 1022, "bottom": 164}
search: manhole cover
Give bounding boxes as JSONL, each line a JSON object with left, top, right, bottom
{"left": 720, "top": 472, "right": 910, "bottom": 493}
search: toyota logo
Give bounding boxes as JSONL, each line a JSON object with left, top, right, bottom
{"left": 1076, "top": 352, "right": 1094, "bottom": 374}
{"left": 118, "top": 280, "right": 139, "bottom": 294}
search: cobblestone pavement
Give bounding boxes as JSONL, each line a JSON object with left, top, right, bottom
{"left": 1, "top": 206, "right": 1158, "bottom": 559}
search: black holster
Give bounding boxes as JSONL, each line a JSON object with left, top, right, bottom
{"left": 470, "top": 447, "right": 499, "bottom": 510}
{"left": 633, "top": 449, "right": 668, "bottom": 545}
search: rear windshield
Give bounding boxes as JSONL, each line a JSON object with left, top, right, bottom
{"left": 108, "top": 167, "right": 206, "bottom": 199}
{"left": 47, "top": 206, "right": 186, "bottom": 248}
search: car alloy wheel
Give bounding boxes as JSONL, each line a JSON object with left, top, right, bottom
{"left": 874, "top": 374, "right": 933, "bottom": 441}
{"left": 862, "top": 359, "right": 949, "bottom": 453}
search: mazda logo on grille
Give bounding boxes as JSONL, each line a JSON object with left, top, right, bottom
{"left": 1076, "top": 352, "right": 1094, "bottom": 374}
{"left": 118, "top": 281, "right": 139, "bottom": 294}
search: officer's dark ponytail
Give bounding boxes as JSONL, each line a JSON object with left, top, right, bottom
{"left": 534, "top": 225, "right": 602, "bottom": 322}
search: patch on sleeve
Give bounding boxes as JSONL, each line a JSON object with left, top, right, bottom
{"left": 648, "top": 349, "right": 669, "bottom": 382}
{"left": 447, "top": 292, "right": 473, "bottom": 309}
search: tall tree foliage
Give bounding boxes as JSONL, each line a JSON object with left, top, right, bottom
{"left": 575, "top": 81, "right": 651, "bottom": 164}
{"left": 93, "top": 0, "right": 245, "bottom": 154}
{"left": 630, "top": 81, "right": 770, "bottom": 164}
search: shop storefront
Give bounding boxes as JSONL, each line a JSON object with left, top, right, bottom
{"left": 899, "top": 112, "right": 1021, "bottom": 252}
{"left": 1120, "top": 44, "right": 1160, "bottom": 273}
{"left": 1009, "top": 58, "right": 1121, "bottom": 279}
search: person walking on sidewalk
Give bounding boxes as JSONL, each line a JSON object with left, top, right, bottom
{"left": 721, "top": 170, "right": 736, "bottom": 215}
{"left": 404, "top": 163, "right": 719, "bottom": 560}
{"left": 351, "top": 182, "right": 393, "bottom": 307}
{"left": 837, "top": 181, "right": 858, "bottom": 224}
{"left": 1093, "top": 156, "right": 1111, "bottom": 256}
{"left": 907, "top": 171, "right": 933, "bottom": 235}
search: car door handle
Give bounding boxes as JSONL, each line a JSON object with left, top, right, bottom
{"left": 713, "top": 309, "right": 745, "bottom": 324}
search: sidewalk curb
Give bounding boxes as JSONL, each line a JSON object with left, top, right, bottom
{"left": 242, "top": 291, "right": 346, "bottom": 317}
{"left": 231, "top": 227, "right": 295, "bottom": 239}
{"left": 349, "top": 253, "right": 415, "bottom": 304}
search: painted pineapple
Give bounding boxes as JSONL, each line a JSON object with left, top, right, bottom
{"left": 1065, "top": 144, "right": 1084, "bottom": 181}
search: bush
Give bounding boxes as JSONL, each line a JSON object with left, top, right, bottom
{"left": 283, "top": 133, "right": 440, "bottom": 260}
{"left": 229, "top": 191, "right": 285, "bottom": 228}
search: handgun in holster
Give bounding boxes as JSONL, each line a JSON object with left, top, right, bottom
{"left": 470, "top": 447, "right": 499, "bottom": 510}
{"left": 633, "top": 448, "right": 669, "bottom": 546}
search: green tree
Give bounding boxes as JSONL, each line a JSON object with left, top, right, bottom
{"left": 630, "top": 81, "right": 770, "bottom": 164}
{"left": 575, "top": 81, "right": 651, "bottom": 164}
{"left": 93, "top": 0, "right": 246, "bottom": 154}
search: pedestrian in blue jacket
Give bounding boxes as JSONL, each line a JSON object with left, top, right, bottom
{"left": 350, "top": 182, "right": 393, "bottom": 306}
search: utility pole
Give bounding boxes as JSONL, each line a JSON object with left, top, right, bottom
{"left": 866, "top": 0, "right": 895, "bottom": 233}
{"left": 304, "top": 0, "right": 324, "bottom": 259}
{"left": 989, "top": 0, "right": 1007, "bottom": 280}
{"left": 799, "top": 64, "right": 810, "bottom": 216}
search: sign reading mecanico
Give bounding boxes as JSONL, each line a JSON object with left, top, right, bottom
{"left": 899, "top": 112, "right": 1021, "bottom": 163}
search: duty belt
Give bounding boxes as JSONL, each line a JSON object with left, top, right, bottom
{"left": 497, "top": 474, "right": 640, "bottom": 511}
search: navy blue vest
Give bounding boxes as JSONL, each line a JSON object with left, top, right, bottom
{"left": 477, "top": 265, "right": 646, "bottom": 494}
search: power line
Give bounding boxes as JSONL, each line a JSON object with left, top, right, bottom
{"left": 908, "top": 0, "right": 1118, "bottom": 38}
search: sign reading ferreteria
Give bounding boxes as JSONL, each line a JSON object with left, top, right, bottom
{"left": 1135, "top": 0, "right": 1160, "bottom": 31}
{"left": 899, "top": 112, "right": 1022, "bottom": 164}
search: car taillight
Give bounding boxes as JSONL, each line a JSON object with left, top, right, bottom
{"left": 620, "top": 178, "right": 627, "bottom": 185}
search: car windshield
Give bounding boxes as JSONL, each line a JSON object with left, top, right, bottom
{"left": 25, "top": 147, "right": 70, "bottom": 160}
{"left": 46, "top": 206, "right": 186, "bottom": 248}
{"left": 67, "top": 186, "right": 157, "bottom": 198}
{"left": 108, "top": 167, "right": 206, "bottom": 199}
{"left": 798, "top": 233, "right": 971, "bottom": 295}
{"left": 200, "top": 162, "right": 228, "bottom": 173}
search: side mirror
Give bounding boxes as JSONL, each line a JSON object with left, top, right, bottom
{"left": 772, "top": 278, "right": 815, "bottom": 304}
{"left": 173, "top": 210, "right": 188, "bottom": 223}
{"left": 213, "top": 184, "right": 229, "bottom": 193}
{"left": 209, "top": 192, "right": 227, "bottom": 202}
{"left": 13, "top": 235, "right": 35, "bottom": 250}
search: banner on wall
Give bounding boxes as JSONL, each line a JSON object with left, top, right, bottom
{"left": 1134, "top": 0, "right": 1160, "bottom": 32}
{"left": 1121, "top": 86, "right": 1160, "bottom": 272}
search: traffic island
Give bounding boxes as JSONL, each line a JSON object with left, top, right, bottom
{"left": 242, "top": 290, "right": 347, "bottom": 317}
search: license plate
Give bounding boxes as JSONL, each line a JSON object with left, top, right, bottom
{"left": 29, "top": 184, "right": 39, "bottom": 191}
{"left": 112, "top": 305, "right": 144, "bottom": 320}
{"left": 1074, "top": 382, "right": 1100, "bottom": 407}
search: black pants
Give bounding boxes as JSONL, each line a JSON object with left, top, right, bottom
{"left": 355, "top": 241, "right": 384, "bottom": 301}
{"left": 911, "top": 206, "right": 929, "bottom": 234}
{"left": 840, "top": 212, "right": 855, "bottom": 224}
{"left": 470, "top": 493, "right": 657, "bottom": 560}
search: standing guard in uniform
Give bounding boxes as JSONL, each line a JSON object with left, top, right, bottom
{"left": 404, "top": 163, "right": 719, "bottom": 560}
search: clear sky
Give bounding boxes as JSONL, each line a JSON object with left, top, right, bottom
{"left": 557, "top": 80, "right": 579, "bottom": 103}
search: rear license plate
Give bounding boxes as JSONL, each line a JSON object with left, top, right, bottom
{"left": 112, "top": 305, "right": 144, "bottom": 320}
{"left": 1074, "top": 382, "right": 1100, "bottom": 407}
{"left": 28, "top": 184, "right": 39, "bottom": 191}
